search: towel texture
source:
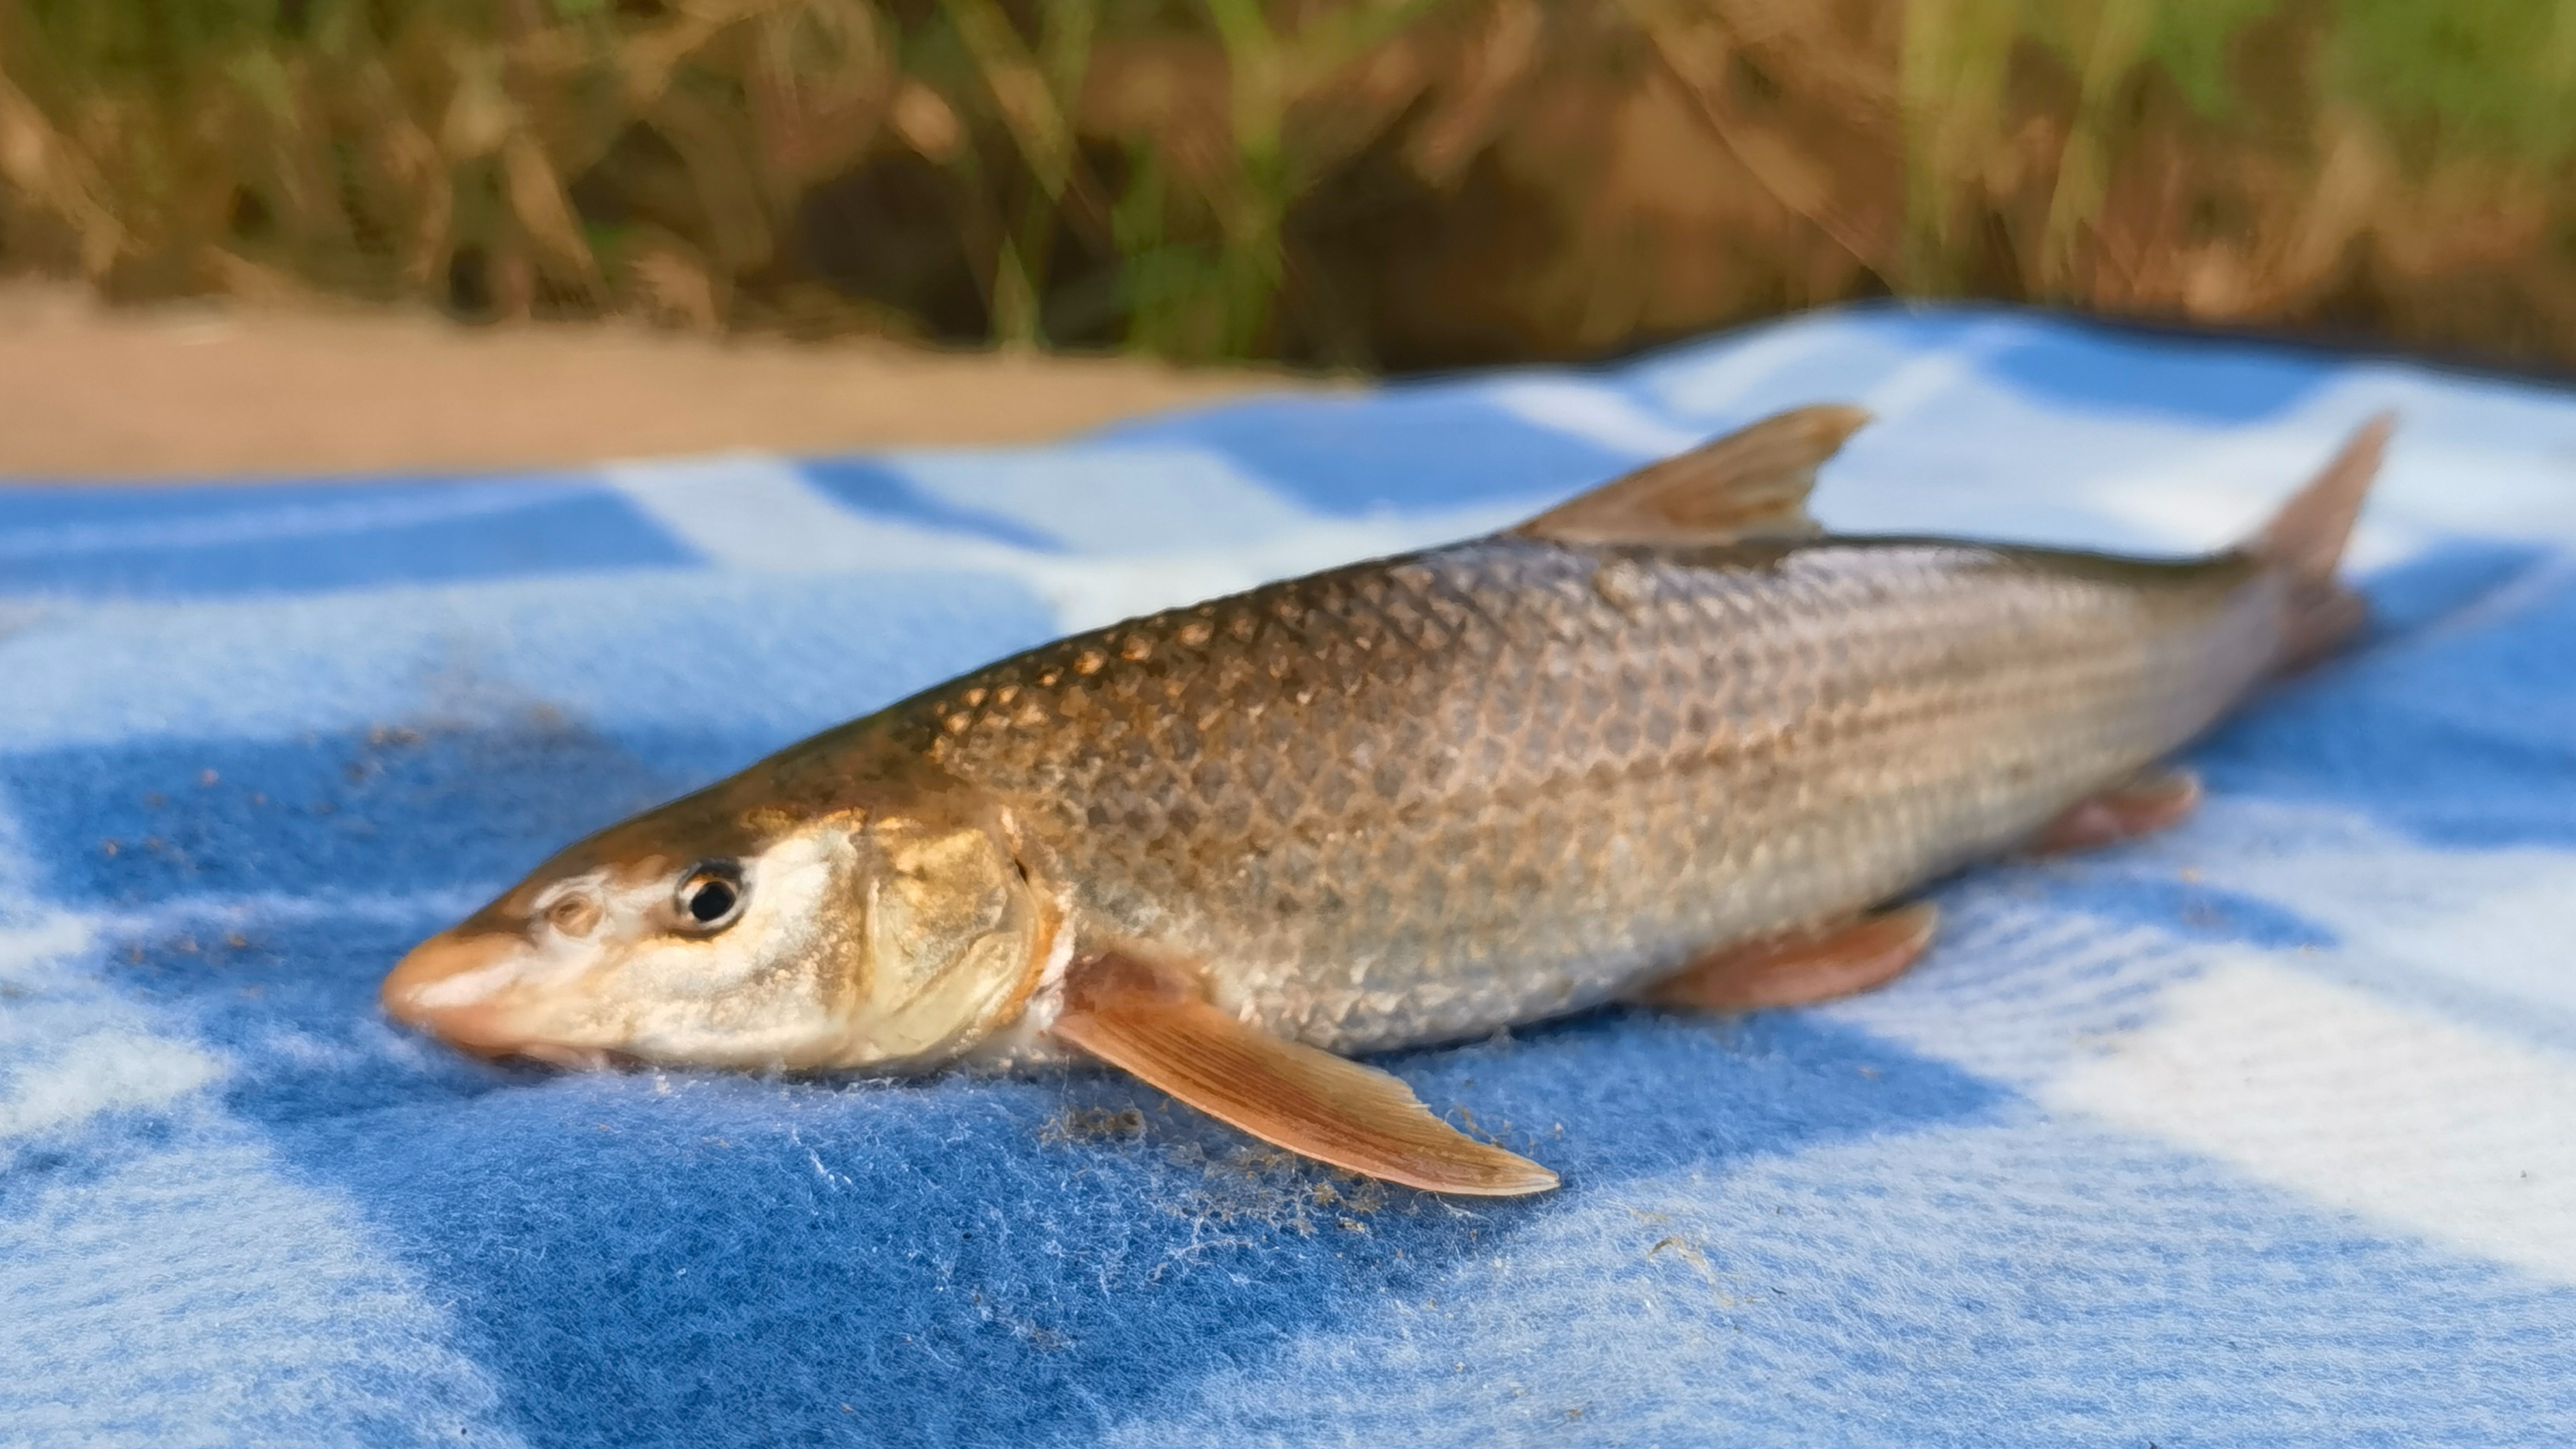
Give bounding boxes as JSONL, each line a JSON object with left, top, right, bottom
{"left": 6, "top": 305, "right": 2575, "bottom": 1448}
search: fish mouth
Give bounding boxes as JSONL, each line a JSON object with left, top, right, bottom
{"left": 381, "top": 929, "right": 622, "bottom": 1072}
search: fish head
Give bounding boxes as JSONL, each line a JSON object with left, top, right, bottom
{"left": 381, "top": 754, "right": 1056, "bottom": 1075}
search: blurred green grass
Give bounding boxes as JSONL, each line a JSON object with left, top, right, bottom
{"left": 5, "top": 0, "right": 2575, "bottom": 370}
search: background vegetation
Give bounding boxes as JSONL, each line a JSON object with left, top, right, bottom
{"left": 6, "top": 0, "right": 2576, "bottom": 371}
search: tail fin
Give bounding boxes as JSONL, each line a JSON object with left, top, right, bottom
{"left": 2244, "top": 412, "right": 2394, "bottom": 670}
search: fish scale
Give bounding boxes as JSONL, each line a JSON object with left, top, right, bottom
{"left": 913, "top": 534, "right": 2282, "bottom": 1054}
{"left": 378, "top": 408, "right": 2385, "bottom": 1190}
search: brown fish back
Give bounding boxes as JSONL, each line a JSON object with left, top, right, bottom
{"left": 903, "top": 534, "right": 2282, "bottom": 1053}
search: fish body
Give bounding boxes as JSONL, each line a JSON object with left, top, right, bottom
{"left": 382, "top": 406, "right": 2390, "bottom": 1192}
{"left": 910, "top": 535, "right": 2275, "bottom": 1058}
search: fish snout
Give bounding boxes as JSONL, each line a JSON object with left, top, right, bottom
{"left": 382, "top": 930, "right": 542, "bottom": 1059}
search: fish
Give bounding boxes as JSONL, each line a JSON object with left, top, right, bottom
{"left": 382, "top": 404, "right": 2392, "bottom": 1196}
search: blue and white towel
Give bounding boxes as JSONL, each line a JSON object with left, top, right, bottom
{"left": 6, "top": 306, "right": 2574, "bottom": 1447}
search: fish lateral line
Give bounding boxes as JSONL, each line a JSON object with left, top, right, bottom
{"left": 377, "top": 404, "right": 2396, "bottom": 1194}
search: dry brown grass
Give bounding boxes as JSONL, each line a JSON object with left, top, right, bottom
{"left": 5, "top": 1, "right": 2574, "bottom": 371}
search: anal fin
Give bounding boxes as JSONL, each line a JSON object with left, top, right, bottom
{"left": 2030, "top": 766, "right": 2201, "bottom": 856}
{"left": 1049, "top": 950, "right": 1559, "bottom": 1197}
{"left": 1636, "top": 903, "right": 1938, "bottom": 1011}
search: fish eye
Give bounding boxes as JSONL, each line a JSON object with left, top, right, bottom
{"left": 674, "top": 862, "right": 746, "bottom": 931}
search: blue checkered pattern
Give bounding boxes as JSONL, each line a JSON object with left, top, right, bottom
{"left": 6, "top": 305, "right": 2575, "bottom": 1447}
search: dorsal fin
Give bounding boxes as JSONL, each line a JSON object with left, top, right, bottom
{"left": 1511, "top": 404, "right": 1871, "bottom": 546}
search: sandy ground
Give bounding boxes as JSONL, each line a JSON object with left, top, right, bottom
{"left": 0, "top": 284, "right": 1303, "bottom": 481}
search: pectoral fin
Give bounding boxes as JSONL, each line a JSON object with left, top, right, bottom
{"left": 1049, "top": 950, "right": 1559, "bottom": 1196}
{"left": 1637, "top": 903, "right": 1938, "bottom": 1011}
{"left": 2030, "top": 767, "right": 2201, "bottom": 855}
